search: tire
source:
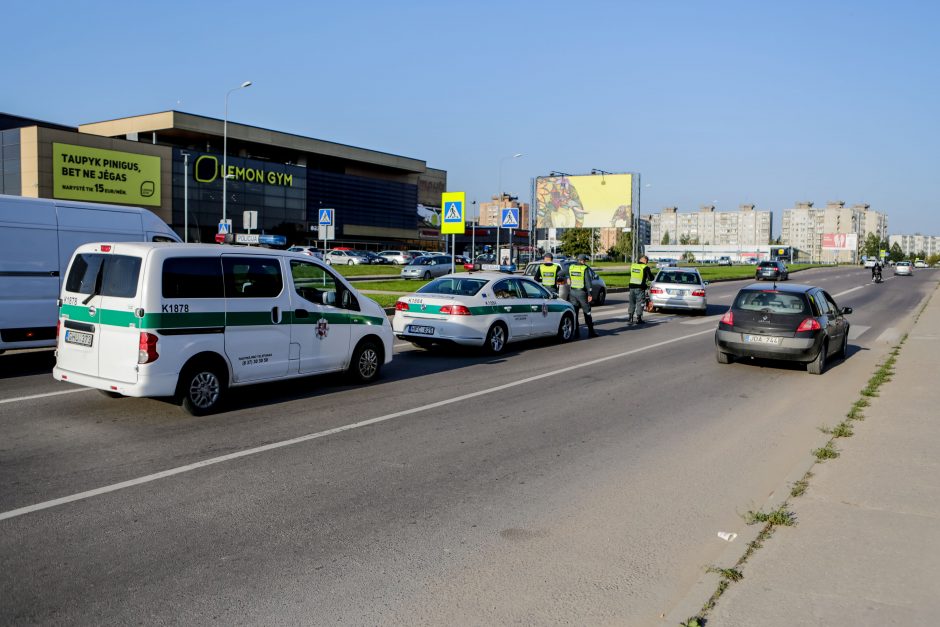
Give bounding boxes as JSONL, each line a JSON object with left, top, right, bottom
{"left": 98, "top": 390, "right": 122, "bottom": 398}
{"left": 423, "top": 271, "right": 432, "bottom": 280}
{"left": 596, "top": 289, "right": 606, "bottom": 306}
{"left": 347, "top": 259, "right": 354, "bottom": 265}
{"left": 484, "top": 323, "right": 508, "bottom": 355}
{"left": 557, "top": 313, "right": 574, "bottom": 342}
{"left": 807, "top": 340, "right": 828, "bottom": 375}
{"left": 716, "top": 348, "right": 733, "bottom": 364}
{"left": 652, "top": 306, "right": 661, "bottom": 313}
{"left": 179, "top": 362, "right": 227, "bottom": 416}
{"left": 349, "top": 339, "right": 383, "bottom": 383}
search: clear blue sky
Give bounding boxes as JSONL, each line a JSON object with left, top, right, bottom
{"left": 5, "top": 0, "right": 938, "bottom": 234}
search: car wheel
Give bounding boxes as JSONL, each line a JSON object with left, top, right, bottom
{"left": 807, "top": 340, "right": 828, "bottom": 375}
{"left": 652, "top": 306, "right": 661, "bottom": 313}
{"left": 347, "top": 259, "right": 354, "bottom": 265}
{"left": 349, "top": 339, "right": 382, "bottom": 383}
{"left": 179, "top": 362, "right": 227, "bottom": 416}
{"left": 596, "top": 289, "right": 606, "bottom": 306}
{"left": 484, "top": 323, "right": 507, "bottom": 355}
{"left": 557, "top": 313, "right": 574, "bottom": 342}
{"left": 716, "top": 348, "right": 733, "bottom": 364}
{"left": 423, "top": 270, "right": 432, "bottom": 279}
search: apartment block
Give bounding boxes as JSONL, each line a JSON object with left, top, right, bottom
{"left": 781, "top": 201, "right": 889, "bottom": 262}
{"left": 648, "top": 205, "right": 772, "bottom": 248}
{"left": 888, "top": 234, "right": 940, "bottom": 257}
{"left": 478, "top": 193, "right": 530, "bottom": 229}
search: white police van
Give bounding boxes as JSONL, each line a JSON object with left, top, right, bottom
{"left": 53, "top": 242, "right": 393, "bottom": 415}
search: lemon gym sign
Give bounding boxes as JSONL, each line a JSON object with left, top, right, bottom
{"left": 193, "top": 154, "right": 294, "bottom": 187}
{"left": 53, "top": 143, "right": 161, "bottom": 206}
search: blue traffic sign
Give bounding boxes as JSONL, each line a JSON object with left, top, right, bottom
{"left": 500, "top": 207, "right": 519, "bottom": 228}
{"left": 443, "top": 201, "right": 463, "bottom": 223}
{"left": 318, "top": 208, "right": 334, "bottom": 226}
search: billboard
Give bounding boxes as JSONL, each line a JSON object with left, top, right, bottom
{"left": 536, "top": 173, "right": 632, "bottom": 229}
{"left": 53, "top": 143, "right": 161, "bottom": 206}
{"left": 821, "top": 233, "right": 858, "bottom": 251}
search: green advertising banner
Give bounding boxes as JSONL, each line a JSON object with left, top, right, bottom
{"left": 53, "top": 143, "right": 161, "bottom": 206}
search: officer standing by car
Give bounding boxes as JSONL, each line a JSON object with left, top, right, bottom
{"left": 627, "top": 254, "right": 655, "bottom": 325}
{"left": 567, "top": 254, "right": 598, "bottom": 338}
{"left": 532, "top": 252, "right": 565, "bottom": 295}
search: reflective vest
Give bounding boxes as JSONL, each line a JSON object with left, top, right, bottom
{"left": 569, "top": 263, "right": 588, "bottom": 290}
{"left": 539, "top": 263, "right": 560, "bottom": 287}
{"left": 629, "top": 262, "right": 648, "bottom": 286}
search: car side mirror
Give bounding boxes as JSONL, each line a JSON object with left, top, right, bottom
{"left": 550, "top": 292, "right": 558, "bottom": 299}
{"left": 703, "top": 281, "right": 709, "bottom": 286}
{"left": 841, "top": 306, "right": 852, "bottom": 315}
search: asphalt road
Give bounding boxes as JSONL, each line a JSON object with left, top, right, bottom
{"left": 1, "top": 266, "right": 937, "bottom": 625}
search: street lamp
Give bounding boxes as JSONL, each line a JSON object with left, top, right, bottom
{"left": 497, "top": 153, "right": 522, "bottom": 263}
{"left": 222, "top": 80, "right": 252, "bottom": 224}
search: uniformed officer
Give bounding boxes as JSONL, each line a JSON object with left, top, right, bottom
{"left": 532, "top": 252, "right": 564, "bottom": 294}
{"left": 627, "top": 254, "right": 655, "bottom": 325}
{"left": 566, "top": 254, "right": 598, "bottom": 338}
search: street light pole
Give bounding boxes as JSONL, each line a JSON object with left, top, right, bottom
{"left": 497, "top": 153, "right": 522, "bottom": 264}
{"left": 182, "top": 151, "right": 190, "bottom": 242}
{"left": 222, "top": 80, "right": 252, "bottom": 224}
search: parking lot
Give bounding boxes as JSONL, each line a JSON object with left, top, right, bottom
{"left": 1, "top": 265, "right": 937, "bottom": 624}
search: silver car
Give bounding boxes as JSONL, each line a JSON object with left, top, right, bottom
{"left": 649, "top": 268, "right": 707, "bottom": 313}
{"left": 894, "top": 261, "right": 913, "bottom": 276}
{"left": 324, "top": 249, "right": 365, "bottom": 265}
{"left": 378, "top": 250, "right": 415, "bottom": 265}
{"left": 400, "top": 255, "right": 454, "bottom": 280}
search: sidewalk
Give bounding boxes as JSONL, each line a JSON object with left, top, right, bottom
{"left": 708, "top": 284, "right": 940, "bottom": 625}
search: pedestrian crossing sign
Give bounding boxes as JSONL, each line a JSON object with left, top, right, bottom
{"left": 501, "top": 207, "right": 519, "bottom": 228}
{"left": 318, "top": 208, "right": 334, "bottom": 226}
{"left": 441, "top": 192, "right": 466, "bottom": 234}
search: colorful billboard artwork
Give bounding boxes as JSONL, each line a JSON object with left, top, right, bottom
{"left": 535, "top": 173, "right": 632, "bottom": 229}
{"left": 821, "top": 233, "right": 858, "bottom": 251}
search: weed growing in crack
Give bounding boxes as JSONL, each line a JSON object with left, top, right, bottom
{"left": 706, "top": 566, "right": 743, "bottom": 582}
{"left": 813, "top": 441, "right": 839, "bottom": 461}
{"left": 744, "top": 507, "right": 796, "bottom": 526}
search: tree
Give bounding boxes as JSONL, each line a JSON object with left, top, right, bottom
{"left": 927, "top": 253, "right": 940, "bottom": 267}
{"left": 861, "top": 232, "right": 881, "bottom": 259}
{"left": 608, "top": 230, "right": 633, "bottom": 262}
{"left": 888, "top": 242, "right": 904, "bottom": 262}
{"left": 681, "top": 251, "right": 696, "bottom": 263}
{"left": 559, "top": 228, "right": 600, "bottom": 257}
{"left": 679, "top": 234, "right": 691, "bottom": 245}
{"left": 661, "top": 230, "right": 670, "bottom": 245}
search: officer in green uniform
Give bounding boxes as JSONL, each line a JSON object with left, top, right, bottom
{"left": 566, "top": 254, "right": 598, "bottom": 338}
{"left": 627, "top": 254, "right": 655, "bottom": 325}
{"left": 532, "top": 253, "right": 564, "bottom": 294}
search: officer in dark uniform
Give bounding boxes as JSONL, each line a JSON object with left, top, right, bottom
{"left": 627, "top": 254, "right": 655, "bottom": 324}
{"left": 566, "top": 254, "right": 598, "bottom": 338}
{"left": 532, "top": 252, "right": 564, "bottom": 295}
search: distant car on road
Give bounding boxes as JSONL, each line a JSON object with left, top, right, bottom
{"left": 648, "top": 268, "right": 707, "bottom": 313}
{"left": 715, "top": 283, "right": 852, "bottom": 375}
{"left": 914, "top": 259, "right": 927, "bottom": 268}
{"left": 755, "top": 260, "right": 788, "bottom": 281}
{"left": 894, "top": 261, "right": 913, "bottom": 276}
{"left": 401, "top": 254, "right": 453, "bottom": 280}
{"left": 523, "top": 260, "right": 607, "bottom": 305}
{"left": 863, "top": 258, "right": 878, "bottom": 269}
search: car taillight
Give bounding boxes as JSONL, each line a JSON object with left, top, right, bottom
{"left": 796, "top": 318, "right": 821, "bottom": 332}
{"left": 440, "top": 304, "right": 471, "bottom": 315}
{"left": 650, "top": 287, "right": 664, "bottom": 294}
{"left": 100, "top": 244, "right": 112, "bottom": 252}
{"left": 720, "top": 310, "right": 734, "bottom": 326}
{"left": 395, "top": 301, "right": 410, "bottom": 311}
{"left": 692, "top": 289, "right": 706, "bottom": 297}
{"left": 138, "top": 332, "right": 159, "bottom": 364}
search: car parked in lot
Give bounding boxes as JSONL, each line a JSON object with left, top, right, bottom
{"left": 287, "top": 246, "right": 323, "bottom": 259}
{"left": 400, "top": 254, "right": 453, "bottom": 280}
{"left": 894, "top": 261, "right": 913, "bottom": 276}
{"left": 354, "top": 251, "right": 390, "bottom": 265}
{"left": 715, "top": 283, "right": 851, "bottom": 374}
{"left": 755, "top": 260, "right": 788, "bottom": 281}
{"left": 717, "top": 256, "right": 732, "bottom": 266}
{"left": 393, "top": 273, "right": 576, "bottom": 353}
{"left": 523, "top": 260, "right": 607, "bottom": 304}
{"left": 378, "top": 250, "right": 415, "bottom": 265}
{"left": 324, "top": 249, "right": 365, "bottom": 265}
{"left": 648, "top": 268, "right": 707, "bottom": 313}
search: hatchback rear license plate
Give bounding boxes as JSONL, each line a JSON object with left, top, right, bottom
{"left": 667, "top": 289, "right": 684, "bottom": 296}
{"left": 407, "top": 325, "right": 435, "bottom": 336}
{"left": 743, "top": 334, "right": 781, "bottom": 345}
{"left": 64, "top": 329, "right": 94, "bottom": 347}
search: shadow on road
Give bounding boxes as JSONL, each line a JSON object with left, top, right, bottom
{"left": 0, "top": 350, "right": 56, "bottom": 380}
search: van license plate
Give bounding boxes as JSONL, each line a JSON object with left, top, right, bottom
{"left": 407, "top": 325, "right": 435, "bottom": 336}
{"left": 743, "top": 334, "right": 781, "bottom": 345}
{"left": 64, "top": 330, "right": 94, "bottom": 347}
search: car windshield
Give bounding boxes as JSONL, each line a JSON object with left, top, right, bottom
{"left": 655, "top": 272, "right": 701, "bottom": 284}
{"left": 418, "top": 277, "right": 488, "bottom": 296}
{"left": 758, "top": 261, "right": 777, "bottom": 268}
{"left": 734, "top": 290, "right": 809, "bottom": 315}
{"left": 409, "top": 257, "right": 430, "bottom": 265}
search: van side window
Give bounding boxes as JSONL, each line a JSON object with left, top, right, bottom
{"left": 222, "top": 257, "right": 283, "bottom": 298}
{"left": 290, "top": 260, "right": 338, "bottom": 305}
{"left": 65, "top": 254, "right": 142, "bottom": 298}
{"left": 163, "top": 257, "right": 224, "bottom": 299}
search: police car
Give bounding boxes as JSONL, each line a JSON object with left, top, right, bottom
{"left": 53, "top": 243, "right": 394, "bottom": 415}
{"left": 392, "top": 272, "right": 577, "bottom": 353}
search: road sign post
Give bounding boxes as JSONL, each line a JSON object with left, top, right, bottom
{"left": 318, "top": 208, "right": 334, "bottom": 257}
{"left": 441, "top": 192, "right": 466, "bottom": 273}
{"left": 500, "top": 207, "right": 519, "bottom": 265}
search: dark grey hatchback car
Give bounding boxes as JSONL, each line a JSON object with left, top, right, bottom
{"left": 715, "top": 283, "right": 852, "bottom": 374}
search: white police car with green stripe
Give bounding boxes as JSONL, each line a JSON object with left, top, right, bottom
{"left": 53, "top": 242, "right": 393, "bottom": 415}
{"left": 392, "top": 272, "right": 576, "bottom": 353}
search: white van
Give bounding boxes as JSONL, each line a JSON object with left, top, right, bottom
{"left": 0, "top": 195, "right": 180, "bottom": 353}
{"left": 53, "top": 243, "right": 393, "bottom": 415}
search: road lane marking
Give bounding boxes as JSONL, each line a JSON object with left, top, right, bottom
{"left": 832, "top": 285, "right": 867, "bottom": 298}
{"left": 0, "top": 328, "right": 715, "bottom": 522}
{"left": 0, "top": 388, "right": 92, "bottom": 405}
{"left": 847, "top": 325, "right": 870, "bottom": 340}
{"left": 875, "top": 327, "right": 902, "bottom": 344}
{"left": 681, "top": 315, "right": 722, "bottom": 325}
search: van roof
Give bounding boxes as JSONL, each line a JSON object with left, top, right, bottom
{"left": 72, "top": 242, "right": 304, "bottom": 257}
